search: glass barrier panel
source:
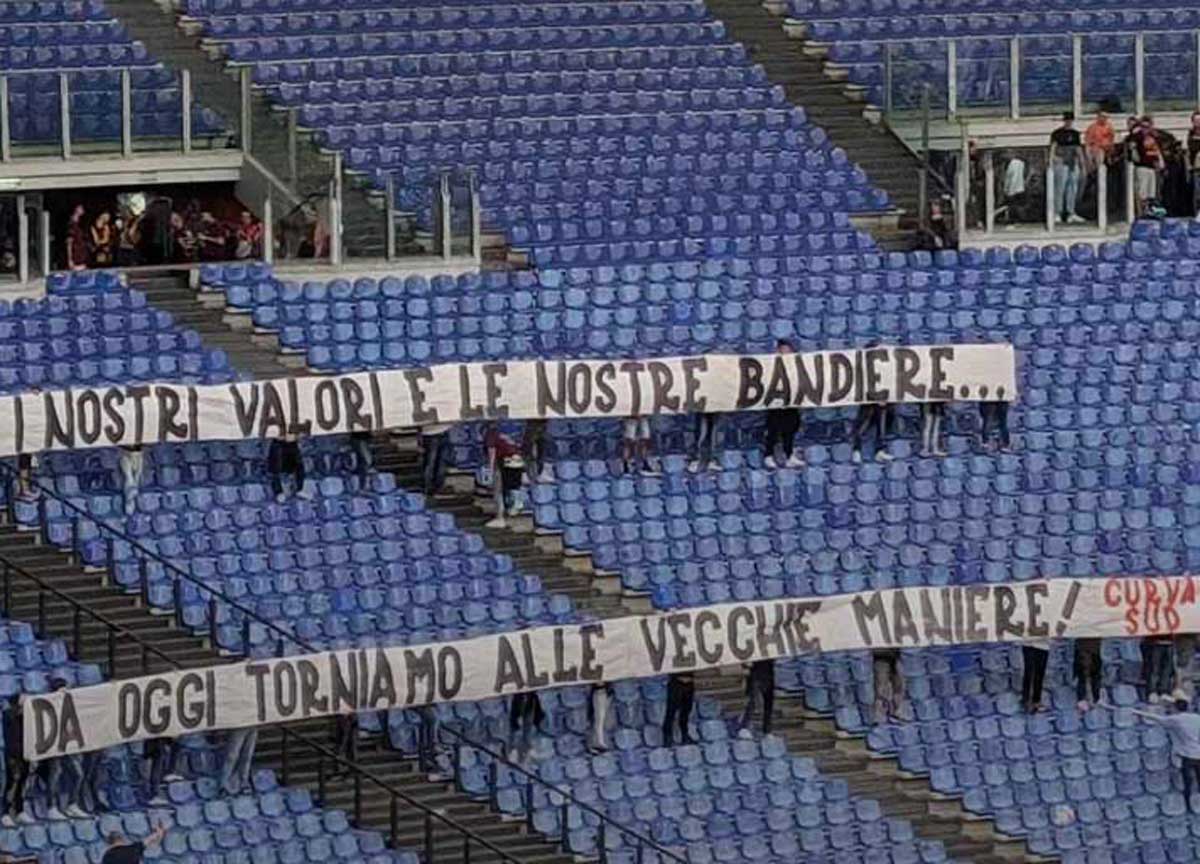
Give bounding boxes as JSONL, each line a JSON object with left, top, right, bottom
{"left": 1144, "top": 32, "right": 1197, "bottom": 113}
{"left": 8, "top": 71, "right": 63, "bottom": 154}
{"left": 957, "top": 36, "right": 1011, "bottom": 114}
{"left": 66, "top": 69, "right": 121, "bottom": 155}
{"left": 1019, "top": 35, "right": 1072, "bottom": 115}
{"left": 1083, "top": 34, "right": 1135, "bottom": 115}
{"left": 887, "top": 40, "right": 948, "bottom": 116}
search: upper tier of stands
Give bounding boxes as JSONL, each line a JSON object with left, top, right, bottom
{"left": 176, "top": 0, "right": 889, "bottom": 260}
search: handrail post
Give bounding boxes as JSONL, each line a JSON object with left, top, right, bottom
{"left": 488, "top": 760, "right": 498, "bottom": 810}
{"left": 353, "top": 769, "right": 363, "bottom": 827}
{"left": 281, "top": 730, "right": 290, "bottom": 786}
{"left": 37, "top": 495, "right": 47, "bottom": 546}
{"left": 72, "top": 607, "right": 82, "bottom": 660}
{"left": 0, "top": 75, "right": 10, "bottom": 163}
{"left": 140, "top": 643, "right": 149, "bottom": 675}
{"left": 36, "top": 589, "right": 45, "bottom": 637}
{"left": 139, "top": 557, "right": 150, "bottom": 607}
{"left": 59, "top": 72, "right": 71, "bottom": 160}
{"left": 463, "top": 835, "right": 470, "bottom": 864}
{"left": 3, "top": 471, "right": 13, "bottom": 525}
{"left": 70, "top": 517, "right": 79, "bottom": 563}
{"left": 208, "top": 597, "right": 219, "bottom": 648}
{"left": 598, "top": 820, "right": 607, "bottom": 864}
{"left": 105, "top": 537, "right": 114, "bottom": 577}
{"left": 242, "top": 616, "right": 251, "bottom": 656}
{"left": 559, "top": 802, "right": 568, "bottom": 848}
{"left": 525, "top": 778, "right": 534, "bottom": 831}
{"left": 424, "top": 812, "right": 434, "bottom": 863}
{"left": 1, "top": 561, "right": 9, "bottom": 617}
{"left": 107, "top": 628, "right": 116, "bottom": 678}
{"left": 389, "top": 795, "right": 398, "bottom": 849}
{"left": 316, "top": 752, "right": 325, "bottom": 804}
{"left": 120, "top": 68, "right": 132, "bottom": 158}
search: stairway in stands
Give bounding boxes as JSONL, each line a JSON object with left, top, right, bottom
{"left": 103, "top": 0, "right": 386, "bottom": 258}
{"left": 703, "top": 0, "right": 923, "bottom": 248}
{"left": 163, "top": 282, "right": 1036, "bottom": 863}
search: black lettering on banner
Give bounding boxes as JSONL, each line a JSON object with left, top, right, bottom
{"left": 920, "top": 589, "right": 952, "bottom": 642}
{"left": 966, "top": 587, "right": 989, "bottom": 642}
{"left": 619, "top": 361, "right": 646, "bottom": 416}
{"left": 952, "top": 586, "right": 965, "bottom": 642}
{"left": 567, "top": 363, "right": 592, "bottom": 415}
{"left": 127, "top": 386, "right": 151, "bottom": 444}
{"left": 828, "top": 354, "right": 854, "bottom": 405}
{"left": 13, "top": 396, "right": 23, "bottom": 453}
{"left": 76, "top": 390, "right": 101, "bottom": 446}
{"left": 735, "top": 358, "right": 764, "bottom": 409}
{"left": 340, "top": 378, "right": 370, "bottom": 432}
{"left": 458, "top": 366, "right": 483, "bottom": 421}
{"left": 928, "top": 347, "right": 955, "bottom": 400}
{"left": 143, "top": 678, "right": 171, "bottom": 735}
{"left": 368, "top": 372, "right": 384, "bottom": 431}
{"left": 117, "top": 684, "right": 140, "bottom": 739}
{"left": 552, "top": 628, "right": 579, "bottom": 684}
{"left": 155, "top": 387, "right": 188, "bottom": 442}
{"left": 299, "top": 660, "right": 327, "bottom": 717}
{"left": 892, "top": 592, "right": 918, "bottom": 645}
{"left": 329, "top": 652, "right": 357, "bottom": 712}
{"left": 482, "top": 363, "right": 508, "bottom": 418}
{"left": 666, "top": 613, "right": 696, "bottom": 667}
{"left": 680, "top": 357, "right": 707, "bottom": 412}
{"left": 101, "top": 390, "right": 125, "bottom": 444}
{"left": 286, "top": 378, "right": 313, "bottom": 436}
{"left": 851, "top": 592, "right": 890, "bottom": 646}
{"left": 755, "top": 605, "right": 786, "bottom": 657}
{"left": 647, "top": 362, "right": 680, "bottom": 413}
{"left": 403, "top": 368, "right": 437, "bottom": 425}
{"left": 638, "top": 618, "right": 669, "bottom": 672}
{"left": 520, "top": 633, "right": 550, "bottom": 687}
{"left": 853, "top": 350, "right": 865, "bottom": 403}
{"left": 206, "top": 670, "right": 216, "bottom": 726}
{"left": 494, "top": 635, "right": 524, "bottom": 690}
{"left": 405, "top": 648, "right": 436, "bottom": 705}
{"left": 535, "top": 361, "right": 565, "bottom": 416}
{"left": 894, "top": 348, "right": 926, "bottom": 400}
{"left": 695, "top": 611, "right": 722, "bottom": 664}
{"left": 728, "top": 607, "right": 755, "bottom": 661}
{"left": 367, "top": 647, "right": 396, "bottom": 707}
{"left": 438, "top": 647, "right": 463, "bottom": 698}
{"left": 578, "top": 623, "right": 604, "bottom": 681}
{"left": 315, "top": 380, "right": 341, "bottom": 431}
{"left": 355, "top": 649, "right": 370, "bottom": 709}
{"left": 33, "top": 696, "right": 81, "bottom": 757}
{"left": 177, "top": 672, "right": 206, "bottom": 729}
{"left": 789, "top": 602, "right": 822, "bottom": 652}
{"left": 993, "top": 586, "right": 1024, "bottom": 639}
{"left": 595, "top": 363, "right": 618, "bottom": 413}
{"left": 864, "top": 348, "right": 890, "bottom": 402}
{"left": 258, "top": 383, "right": 286, "bottom": 438}
{"left": 44, "top": 391, "right": 75, "bottom": 449}
{"left": 763, "top": 358, "right": 792, "bottom": 409}
{"left": 275, "top": 661, "right": 297, "bottom": 717}
{"left": 187, "top": 387, "right": 199, "bottom": 441}
{"left": 1026, "top": 584, "right": 1050, "bottom": 637}
{"left": 246, "top": 663, "right": 271, "bottom": 723}
{"left": 793, "top": 354, "right": 824, "bottom": 407}
{"left": 230, "top": 383, "right": 260, "bottom": 437}
{"left": 1055, "top": 581, "right": 1083, "bottom": 637}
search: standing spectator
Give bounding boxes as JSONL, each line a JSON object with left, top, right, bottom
{"left": 1049, "top": 112, "right": 1085, "bottom": 224}
{"left": 267, "top": 434, "right": 308, "bottom": 503}
{"left": 621, "top": 416, "right": 657, "bottom": 476}
{"left": 662, "top": 672, "right": 696, "bottom": 746}
{"left": 1145, "top": 634, "right": 1176, "bottom": 703}
{"left": 587, "top": 683, "right": 612, "bottom": 753}
{"left": 508, "top": 692, "right": 544, "bottom": 762}
{"left": 763, "top": 340, "right": 804, "bottom": 469}
{"left": 119, "top": 445, "right": 145, "bottom": 516}
{"left": 738, "top": 659, "right": 776, "bottom": 737}
{"left": 1021, "top": 639, "right": 1050, "bottom": 714}
{"left": 871, "top": 649, "right": 907, "bottom": 724}
{"left": 66, "top": 205, "right": 88, "bottom": 271}
{"left": 997, "top": 151, "right": 1027, "bottom": 224}
{"left": 100, "top": 822, "right": 168, "bottom": 864}
{"left": 420, "top": 423, "right": 452, "bottom": 496}
{"left": 1188, "top": 112, "right": 1200, "bottom": 216}
{"left": 15, "top": 454, "right": 36, "bottom": 499}
{"left": 978, "top": 400, "right": 1010, "bottom": 451}
{"left": 332, "top": 713, "right": 358, "bottom": 769}
{"left": 1, "top": 696, "right": 28, "bottom": 827}
{"left": 170, "top": 212, "right": 195, "bottom": 262}
{"left": 43, "top": 680, "right": 87, "bottom": 819}
{"left": 919, "top": 401, "right": 947, "bottom": 457}
{"left": 1074, "top": 637, "right": 1103, "bottom": 712}
{"left": 219, "top": 727, "right": 258, "bottom": 795}
{"left": 522, "top": 419, "right": 551, "bottom": 483}
{"left": 348, "top": 432, "right": 373, "bottom": 483}
{"left": 1178, "top": 633, "right": 1197, "bottom": 701}
{"left": 90, "top": 212, "right": 115, "bottom": 266}
{"left": 197, "top": 213, "right": 226, "bottom": 261}
{"left": 689, "top": 413, "right": 722, "bottom": 473}
{"left": 850, "top": 403, "right": 895, "bottom": 463}
{"left": 1132, "top": 697, "right": 1200, "bottom": 814}
{"left": 1084, "top": 110, "right": 1116, "bottom": 173}
{"left": 1129, "top": 116, "right": 1165, "bottom": 217}
{"left": 143, "top": 737, "right": 174, "bottom": 804}
{"left": 234, "top": 211, "right": 262, "bottom": 260}
{"left": 483, "top": 423, "right": 523, "bottom": 529}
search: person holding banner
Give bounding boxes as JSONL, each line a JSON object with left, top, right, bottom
{"left": 484, "top": 424, "right": 525, "bottom": 529}
{"left": 689, "top": 413, "right": 722, "bottom": 473}
{"left": 348, "top": 432, "right": 373, "bottom": 483}
{"left": 0, "top": 696, "right": 29, "bottom": 827}
{"left": 267, "top": 434, "right": 310, "bottom": 503}
{"left": 1074, "top": 638, "right": 1103, "bottom": 712}
{"left": 420, "top": 423, "right": 453, "bottom": 496}
{"left": 919, "top": 402, "right": 947, "bottom": 458}
{"left": 1145, "top": 634, "right": 1176, "bottom": 703}
{"left": 588, "top": 682, "right": 613, "bottom": 753}
{"left": 1021, "top": 640, "right": 1051, "bottom": 713}
{"left": 508, "top": 692, "right": 544, "bottom": 762}
{"left": 662, "top": 672, "right": 696, "bottom": 746}
{"left": 763, "top": 340, "right": 804, "bottom": 470}
{"left": 118, "top": 446, "right": 145, "bottom": 516}
{"left": 737, "top": 659, "right": 776, "bottom": 737}
{"left": 621, "top": 416, "right": 658, "bottom": 476}
{"left": 978, "top": 400, "right": 1011, "bottom": 451}
{"left": 219, "top": 727, "right": 258, "bottom": 795}
{"left": 1131, "top": 697, "right": 1200, "bottom": 814}
{"left": 523, "top": 419, "right": 551, "bottom": 484}
{"left": 850, "top": 403, "right": 895, "bottom": 464}
{"left": 871, "top": 650, "right": 907, "bottom": 724}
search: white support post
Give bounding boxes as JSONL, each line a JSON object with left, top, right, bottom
{"left": 287, "top": 109, "right": 298, "bottom": 187}
{"left": 439, "top": 172, "right": 452, "bottom": 260}
{"left": 1045, "top": 159, "right": 1055, "bottom": 233}
{"left": 16, "top": 195, "right": 27, "bottom": 285}
{"left": 39, "top": 209, "right": 49, "bottom": 277}
{"left": 59, "top": 72, "right": 71, "bottom": 160}
{"left": 385, "top": 174, "right": 396, "bottom": 261}
{"left": 331, "top": 151, "right": 343, "bottom": 265}
{"left": 239, "top": 66, "right": 252, "bottom": 153}
{"left": 1134, "top": 33, "right": 1145, "bottom": 117}
{"left": 1097, "top": 159, "right": 1107, "bottom": 234}
{"left": 984, "top": 152, "right": 995, "bottom": 235}
{"left": 0, "top": 76, "right": 10, "bottom": 162}
{"left": 262, "top": 195, "right": 273, "bottom": 265}
{"left": 1072, "top": 35, "right": 1083, "bottom": 118}
{"left": 955, "top": 133, "right": 968, "bottom": 242}
{"left": 469, "top": 170, "right": 482, "bottom": 262}
{"left": 1125, "top": 155, "right": 1136, "bottom": 224}
{"left": 1009, "top": 36, "right": 1021, "bottom": 119}
{"left": 946, "top": 40, "right": 957, "bottom": 119}
{"left": 120, "top": 69, "right": 132, "bottom": 158}
{"left": 181, "top": 69, "right": 192, "bottom": 154}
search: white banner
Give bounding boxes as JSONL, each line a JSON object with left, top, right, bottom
{"left": 24, "top": 574, "right": 1193, "bottom": 760}
{"left": 0, "top": 344, "right": 1015, "bottom": 458}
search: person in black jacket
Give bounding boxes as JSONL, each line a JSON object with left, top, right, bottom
{"left": 1, "top": 696, "right": 28, "bottom": 826}
{"left": 267, "top": 434, "right": 309, "bottom": 502}
{"left": 1074, "top": 638, "right": 1103, "bottom": 711}
{"left": 738, "top": 660, "right": 776, "bottom": 736}
{"left": 508, "top": 692, "right": 544, "bottom": 762}
{"left": 763, "top": 340, "right": 804, "bottom": 469}
{"left": 662, "top": 673, "right": 696, "bottom": 746}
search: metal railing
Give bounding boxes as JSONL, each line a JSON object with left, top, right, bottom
{"left": 435, "top": 726, "right": 688, "bottom": 864}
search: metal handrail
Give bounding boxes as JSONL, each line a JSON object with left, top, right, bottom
{"left": 436, "top": 725, "right": 689, "bottom": 864}
{"left": 0, "top": 539, "right": 521, "bottom": 863}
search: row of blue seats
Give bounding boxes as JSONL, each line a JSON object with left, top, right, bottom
{"left": 791, "top": 0, "right": 1179, "bottom": 15}
{"left": 0, "top": 43, "right": 152, "bottom": 68}
{"left": 807, "top": 10, "right": 1198, "bottom": 39}
{"left": 1, "top": 0, "right": 108, "bottom": 20}
{"left": 0, "top": 21, "right": 130, "bottom": 45}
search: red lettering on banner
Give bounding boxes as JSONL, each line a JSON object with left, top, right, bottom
{"left": 1105, "top": 576, "right": 1196, "bottom": 635}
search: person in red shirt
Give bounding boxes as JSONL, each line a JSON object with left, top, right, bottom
{"left": 484, "top": 424, "right": 523, "bottom": 528}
